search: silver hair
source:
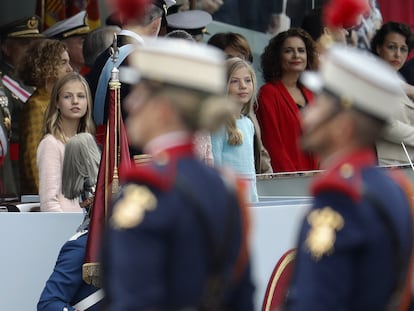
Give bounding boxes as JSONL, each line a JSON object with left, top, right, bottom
{"left": 141, "top": 4, "right": 163, "bottom": 26}
{"left": 83, "top": 25, "right": 121, "bottom": 67}
{"left": 62, "top": 133, "right": 101, "bottom": 200}
{"left": 166, "top": 30, "right": 194, "bottom": 41}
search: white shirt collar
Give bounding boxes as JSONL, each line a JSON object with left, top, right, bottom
{"left": 119, "top": 29, "right": 145, "bottom": 45}
{"left": 144, "top": 131, "right": 192, "bottom": 156}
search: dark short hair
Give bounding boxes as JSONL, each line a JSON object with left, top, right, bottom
{"left": 371, "top": 21, "right": 414, "bottom": 55}
{"left": 207, "top": 32, "right": 253, "bottom": 63}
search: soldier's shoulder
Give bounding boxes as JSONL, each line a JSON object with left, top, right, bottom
{"left": 69, "top": 230, "right": 88, "bottom": 241}
{"left": 0, "top": 64, "right": 34, "bottom": 103}
{"left": 110, "top": 180, "right": 159, "bottom": 230}
{"left": 108, "top": 162, "right": 169, "bottom": 230}
{"left": 120, "top": 161, "right": 173, "bottom": 191}
{"left": 311, "top": 162, "right": 363, "bottom": 202}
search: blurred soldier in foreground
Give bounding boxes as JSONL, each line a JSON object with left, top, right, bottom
{"left": 102, "top": 38, "right": 254, "bottom": 310}
{"left": 284, "top": 45, "right": 414, "bottom": 310}
{"left": 0, "top": 16, "right": 43, "bottom": 195}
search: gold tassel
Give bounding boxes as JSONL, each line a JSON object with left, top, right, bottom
{"left": 112, "top": 167, "right": 119, "bottom": 194}
{"left": 82, "top": 262, "right": 101, "bottom": 288}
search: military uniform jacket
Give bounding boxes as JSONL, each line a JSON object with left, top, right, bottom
{"left": 0, "top": 61, "right": 34, "bottom": 144}
{"left": 102, "top": 141, "right": 254, "bottom": 310}
{"left": 37, "top": 231, "right": 103, "bottom": 311}
{"left": 285, "top": 148, "right": 414, "bottom": 311}
{"left": 0, "top": 61, "right": 34, "bottom": 195}
{"left": 0, "top": 80, "right": 16, "bottom": 195}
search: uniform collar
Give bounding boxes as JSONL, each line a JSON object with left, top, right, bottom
{"left": 310, "top": 148, "right": 377, "bottom": 201}
{"left": 144, "top": 131, "right": 194, "bottom": 161}
{"left": 120, "top": 132, "right": 195, "bottom": 190}
{"left": 322, "top": 148, "right": 376, "bottom": 172}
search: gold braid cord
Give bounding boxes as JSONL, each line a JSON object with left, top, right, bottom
{"left": 82, "top": 263, "right": 102, "bottom": 288}
{"left": 110, "top": 77, "right": 121, "bottom": 195}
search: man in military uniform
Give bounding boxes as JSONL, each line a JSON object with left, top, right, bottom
{"left": 101, "top": 38, "right": 254, "bottom": 310}
{"left": 0, "top": 84, "right": 15, "bottom": 197}
{"left": 88, "top": 0, "right": 176, "bottom": 125}
{"left": 283, "top": 45, "right": 414, "bottom": 310}
{"left": 0, "top": 16, "right": 43, "bottom": 196}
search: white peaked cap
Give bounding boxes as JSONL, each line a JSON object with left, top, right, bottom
{"left": 301, "top": 44, "right": 405, "bottom": 122}
{"left": 43, "top": 10, "right": 90, "bottom": 39}
{"left": 121, "top": 37, "right": 226, "bottom": 94}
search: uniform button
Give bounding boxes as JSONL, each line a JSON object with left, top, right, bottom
{"left": 340, "top": 163, "right": 354, "bottom": 179}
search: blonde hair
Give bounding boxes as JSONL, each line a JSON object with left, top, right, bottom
{"left": 43, "top": 72, "right": 96, "bottom": 141}
{"left": 225, "top": 57, "right": 257, "bottom": 146}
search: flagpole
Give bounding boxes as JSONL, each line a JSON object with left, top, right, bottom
{"left": 82, "top": 34, "right": 124, "bottom": 287}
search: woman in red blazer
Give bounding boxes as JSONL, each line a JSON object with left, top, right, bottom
{"left": 256, "top": 28, "right": 319, "bottom": 173}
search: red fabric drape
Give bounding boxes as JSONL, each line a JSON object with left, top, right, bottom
{"left": 376, "top": 0, "right": 414, "bottom": 59}
{"left": 377, "top": 0, "right": 414, "bottom": 27}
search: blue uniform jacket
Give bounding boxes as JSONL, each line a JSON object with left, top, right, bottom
{"left": 285, "top": 148, "right": 414, "bottom": 311}
{"left": 37, "top": 231, "right": 103, "bottom": 311}
{"left": 102, "top": 143, "right": 255, "bottom": 310}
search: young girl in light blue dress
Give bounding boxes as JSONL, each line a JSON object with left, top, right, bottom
{"left": 211, "top": 57, "right": 259, "bottom": 202}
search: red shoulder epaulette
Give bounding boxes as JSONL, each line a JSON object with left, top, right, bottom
{"left": 119, "top": 160, "right": 174, "bottom": 191}
{"left": 311, "top": 163, "right": 362, "bottom": 202}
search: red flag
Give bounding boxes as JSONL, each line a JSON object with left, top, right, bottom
{"left": 36, "top": 0, "right": 66, "bottom": 31}
{"left": 36, "top": 0, "right": 101, "bottom": 31}
{"left": 86, "top": 0, "right": 101, "bottom": 29}
{"left": 82, "top": 65, "right": 131, "bottom": 287}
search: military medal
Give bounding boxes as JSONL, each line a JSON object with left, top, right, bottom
{"left": 305, "top": 207, "right": 344, "bottom": 261}
{"left": 111, "top": 184, "right": 157, "bottom": 229}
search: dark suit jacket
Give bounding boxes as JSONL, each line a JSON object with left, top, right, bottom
{"left": 400, "top": 58, "right": 414, "bottom": 86}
